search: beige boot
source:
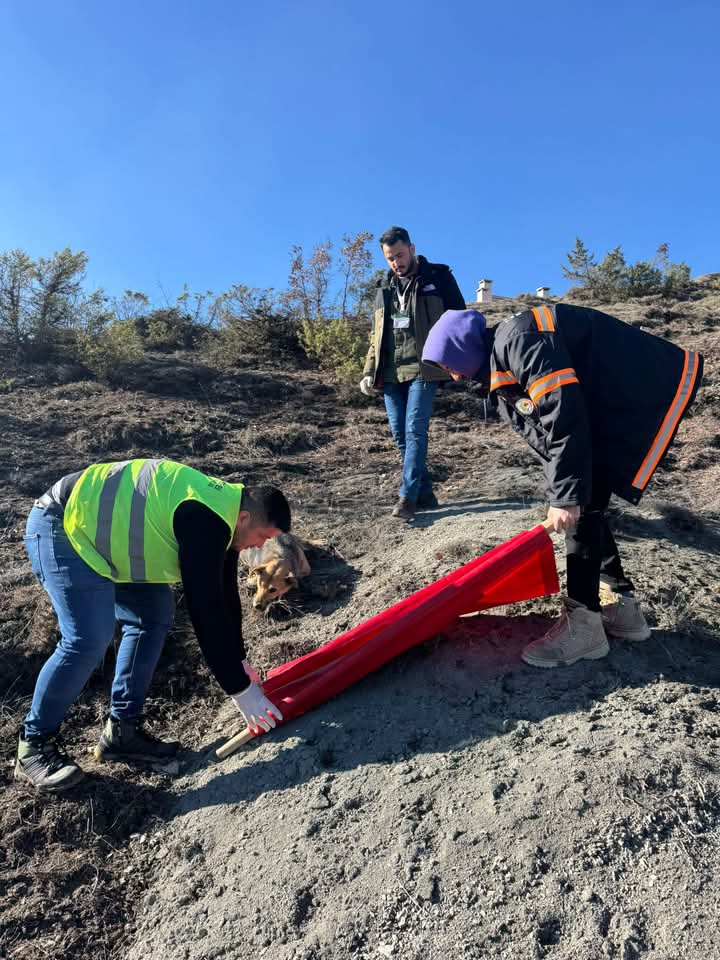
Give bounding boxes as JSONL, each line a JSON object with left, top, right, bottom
{"left": 522, "top": 598, "right": 609, "bottom": 668}
{"left": 599, "top": 582, "right": 651, "bottom": 641}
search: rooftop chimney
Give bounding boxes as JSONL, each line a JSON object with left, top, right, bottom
{"left": 476, "top": 279, "right": 493, "bottom": 304}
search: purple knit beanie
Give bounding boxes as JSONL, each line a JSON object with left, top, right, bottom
{"left": 422, "top": 309, "right": 487, "bottom": 378}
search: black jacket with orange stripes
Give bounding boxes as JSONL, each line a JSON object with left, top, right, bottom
{"left": 486, "top": 303, "right": 703, "bottom": 507}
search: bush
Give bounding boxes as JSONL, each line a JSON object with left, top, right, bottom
{"left": 205, "top": 285, "right": 302, "bottom": 366}
{"left": 299, "top": 317, "right": 366, "bottom": 384}
{"left": 77, "top": 320, "right": 145, "bottom": 384}
{"left": 135, "top": 307, "right": 203, "bottom": 350}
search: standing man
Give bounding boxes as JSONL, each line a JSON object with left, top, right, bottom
{"left": 360, "top": 226, "right": 466, "bottom": 521}
{"left": 16, "top": 458, "right": 289, "bottom": 792}
{"left": 422, "top": 305, "right": 703, "bottom": 667}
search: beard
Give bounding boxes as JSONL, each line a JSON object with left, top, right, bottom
{"left": 395, "top": 256, "right": 417, "bottom": 277}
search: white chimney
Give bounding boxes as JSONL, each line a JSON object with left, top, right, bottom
{"left": 536, "top": 286, "right": 550, "bottom": 299}
{"left": 476, "top": 279, "right": 493, "bottom": 303}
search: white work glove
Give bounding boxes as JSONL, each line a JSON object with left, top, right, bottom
{"left": 231, "top": 681, "right": 283, "bottom": 734}
{"left": 359, "top": 375, "right": 375, "bottom": 397}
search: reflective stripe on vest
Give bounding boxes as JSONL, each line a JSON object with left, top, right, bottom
{"left": 527, "top": 367, "right": 579, "bottom": 403}
{"left": 490, "top": 371, "right": 519, "bottom": 391}
{"left": 632, "top": 350, "right": 701, "bottom": 492}
{"left": 531, "top": 306, "right": 556, "bottom": 332}
{"left": 95, "top": 460, "right": 131, "bottom": 578}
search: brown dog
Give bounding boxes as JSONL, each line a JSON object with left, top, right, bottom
{"left": 239, "top": 533, "right": 311, "bottom": 609}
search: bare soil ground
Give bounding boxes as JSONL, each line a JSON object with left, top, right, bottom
{"left": 1, "top": 284, "right": 719, "bottom": 960}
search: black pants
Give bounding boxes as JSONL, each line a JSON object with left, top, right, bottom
{"left": 565, "top": 469, "right": 634, "bottom": 612}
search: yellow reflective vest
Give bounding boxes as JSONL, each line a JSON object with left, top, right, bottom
{"left": 63, "top": 459, "right": 243, "bottom": 582}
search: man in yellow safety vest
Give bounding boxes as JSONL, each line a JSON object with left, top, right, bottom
{"left": 16, "top": 458, "right": 289, "bottom": 792}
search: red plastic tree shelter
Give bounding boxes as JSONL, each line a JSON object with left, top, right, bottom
{"left": 218, "top": 523, "right": 558, "bottom": 756}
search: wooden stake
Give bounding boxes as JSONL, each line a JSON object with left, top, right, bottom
{"left": 215, "top": 727, "right": 254, "bottom": 760}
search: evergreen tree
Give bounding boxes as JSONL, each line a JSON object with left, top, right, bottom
{"left": 561, "top": 237, "right": 598, "bottom": 291}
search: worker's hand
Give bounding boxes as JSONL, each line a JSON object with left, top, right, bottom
{"left": 546, "top": 505, "right": 581, "bottom": 533}
{"left": 359, "top": 375, "right": 375, "bottom": 396}
{"left": 231, "top": 682, "right": 283, "bottom": 734}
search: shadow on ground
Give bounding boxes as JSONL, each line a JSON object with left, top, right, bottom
{"left": 170, "top": 614, "right": 720, "bottom": 817}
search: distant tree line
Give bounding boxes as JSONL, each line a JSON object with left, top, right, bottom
{"left": 0, "top": 235, "right": 696, "bottom": 386}
{"left": 0, "top": 233, "right": 382, "bottom": 384}
{"left": 562, "top": 239, "right": 691, "bottom": 300}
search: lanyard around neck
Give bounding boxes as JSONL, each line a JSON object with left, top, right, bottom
{"left": 395, "top": 275, "right": 415, "bottom": 314}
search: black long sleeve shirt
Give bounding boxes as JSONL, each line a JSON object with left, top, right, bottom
{"left": 173, "top": 500, "right": 250, "bottom": 694}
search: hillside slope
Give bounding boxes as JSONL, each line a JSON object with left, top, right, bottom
{"left": 1, "top": 285, "right": 719, "bottom": 960}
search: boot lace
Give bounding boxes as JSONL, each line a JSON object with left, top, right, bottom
{"left": 36, "top": 736, "right": 74, "bottom": 775}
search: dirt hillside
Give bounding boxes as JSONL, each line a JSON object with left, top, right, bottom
{"left": 1, "top": 285, "right": 719, "bottom": 960}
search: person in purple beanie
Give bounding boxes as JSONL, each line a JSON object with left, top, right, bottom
{"left": 422, "top": 306, "right": 703, "bottom": 669}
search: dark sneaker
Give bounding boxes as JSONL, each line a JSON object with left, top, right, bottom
{"left": 391, "top": 497, "right": 416, "bottom": 521}
{"left": 93, "top": 717, "right": 180, "bottom": 763}
{"left": 15, "top": 735, "right": 85, "bottom": 792}
{"left": 416, "top": 491, "right": 439, "bottom": 510}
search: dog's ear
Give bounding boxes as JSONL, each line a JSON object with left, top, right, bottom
{"left": 296, "top": 550, "right": 311, "bottom": 578}
{"left": 284, "top": 572, "right": 297, "bottom": 584}
{"left": 250, "top": 564, "right": 267, "bottom": 578}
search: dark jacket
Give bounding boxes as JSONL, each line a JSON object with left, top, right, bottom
{"left": 488, "top": 303, "right": 703, "bottom": 506}
{"left": 363, "top": 255, "right": 466, "bottom": 385}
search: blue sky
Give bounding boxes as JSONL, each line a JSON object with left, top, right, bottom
{"left": 1, "top": 0, "right": 718, "bottom": 307}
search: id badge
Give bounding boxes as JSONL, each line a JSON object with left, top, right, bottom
{"left": 392, "top": 312, "right": 410, "bottom": 329}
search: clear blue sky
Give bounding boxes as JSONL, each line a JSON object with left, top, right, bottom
{"left": 1, "top": 0, "right": 718, "bottom": 306}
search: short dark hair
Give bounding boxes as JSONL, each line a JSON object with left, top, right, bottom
{"left": 244, "top": 485, "right": 291, "bottom": 532}
{"left": 379, "top": 226, "right": 411, "bottom": 247}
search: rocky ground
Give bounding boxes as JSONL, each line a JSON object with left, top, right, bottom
{"left": 1, "top": 282, "right": 719, "bottom": 959}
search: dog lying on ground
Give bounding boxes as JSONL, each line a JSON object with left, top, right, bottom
{"left": 239, "top": 532, "right": 311, "bottom": 610}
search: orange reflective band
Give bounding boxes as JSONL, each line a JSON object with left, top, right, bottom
{"left": 527, "top": 367, "right": 579, "bottom": 402}
{"left": 541, "top": 306, "right": 555, "bottom": 331}
{"left": 531, "top": 306, "right": 556, "bottom": 332}
{"left": 490, "top": 371, "right": 519, "bottom": 391}
{"left": 631, "top": 350, "right": 701, "bottom": 491}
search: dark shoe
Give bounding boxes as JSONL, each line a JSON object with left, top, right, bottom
{"left": 416, "top": 491, "right": 439, "bottom": 510}
{"left": 15, "top": 735, "right": 85, "bottom": 792}
{"left": 391, "top": 497, "right": 416, "bottom": 521}
{"left": 94, "top": 717, "right": 180, "bottom": 763}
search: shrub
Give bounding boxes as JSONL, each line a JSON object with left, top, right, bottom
{"left": 206, "top": 285, "right": 302, "bottom": 366}
{"left": 135, "top": 307, "right": 202, "bottom": 350}
{"left": 299, "top": 317, "right": 366, "bottom": 384}
{"left": 77, "top": 320, "right": 145, "bottom": 384}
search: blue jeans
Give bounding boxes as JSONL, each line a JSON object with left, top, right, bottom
{"left": 383, "top": 379, "right": 438, "bottom": 501}
{"left": 22, "top": 506, "right": 175, "bottom": 740}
